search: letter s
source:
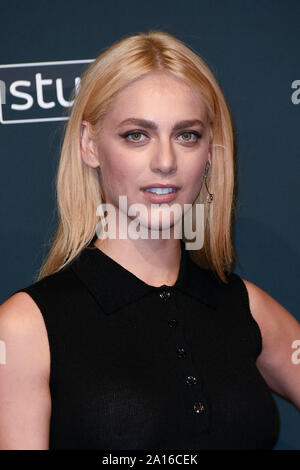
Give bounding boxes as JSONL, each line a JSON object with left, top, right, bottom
{"left": 10, "top": 80, "right": 34, "bottom": 110}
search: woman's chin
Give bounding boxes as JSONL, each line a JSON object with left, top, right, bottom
{"left": 132, "top": 215, "right": 183, "bottom": 238}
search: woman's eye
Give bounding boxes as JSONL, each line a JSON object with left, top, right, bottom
{"left": 178, "top": 131, "right": 202, "bottom": 142}
{"left": 124, "top": 131, "right": 146, "bottom": 142}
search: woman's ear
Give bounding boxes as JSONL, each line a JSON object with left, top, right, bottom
{"left": 80, "top": 120, "right": 101, "bottom": 169}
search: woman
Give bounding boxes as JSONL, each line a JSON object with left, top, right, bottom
{"left": 0, "top": 30, "right": 299, "bottom": 450}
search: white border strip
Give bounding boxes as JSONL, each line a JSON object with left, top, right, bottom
{"left": 0, "top": 59, "right": 94, "bottom": 68}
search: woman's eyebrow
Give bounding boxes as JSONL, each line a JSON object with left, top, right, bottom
{"left": 116, "top": 118, "right": 204, "bottom": 131}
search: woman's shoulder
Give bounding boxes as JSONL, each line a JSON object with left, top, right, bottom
{"left": 0, "top": 289, "right": 45, "bottom": 329}
{"left": 9, "top": 260, "right": 81, "bottom": 309}
{"left": 188, "top": 260, "right": 250, "bottom": 300}
{"left": 0, "top": 292, "right": 51, "bottom": 448}
{"left": 0, "top": 261, "right": 82, "bottom": 336}
{"left": 0, "top": 262, "right": 79, "bottom": 370}
{"left": 0, "top": 290, "right": 50, "bottom": 384}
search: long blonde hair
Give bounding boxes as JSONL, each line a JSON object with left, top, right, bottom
{"left": 37, "top": 29, "right": 238, "bottom": 283}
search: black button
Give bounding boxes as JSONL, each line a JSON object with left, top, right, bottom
{"left": 159, "top": 290, "right": 171, "bottom": 300}
{"left": 186, "top": 375, "right": 197, "bottom": 385}
{"left": 168, "top": 319, "right": 178, "bottom": 328}
{"left": 193, "top": 402, "right": 205, "bottom": 414}
{"left": 176, "top": 347, "right": 186, "bottom": 358}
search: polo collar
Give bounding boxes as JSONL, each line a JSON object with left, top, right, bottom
{"left": 69, "top": 239, "right": 217, "bottom": 314}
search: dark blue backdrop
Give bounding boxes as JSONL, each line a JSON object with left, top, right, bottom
{"left": 1, "top": 0, "right": 299, "bottom": 450}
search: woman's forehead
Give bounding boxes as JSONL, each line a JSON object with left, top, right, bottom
{"left": 103, "top": 74, "right": 208, "bottom": 123}
{"left": 115, "top": 71, "right": 201, "bottom": 98}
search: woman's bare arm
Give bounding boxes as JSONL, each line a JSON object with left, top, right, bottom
{"left": 242, "top": 279, "right": 300, "bottom": 411}
{"left": 0, "top": 292, "right": 51, "bottom": 449}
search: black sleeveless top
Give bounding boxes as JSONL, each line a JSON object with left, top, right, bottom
{"left": 13, "top": 240, "right": 279, "bottom": 449}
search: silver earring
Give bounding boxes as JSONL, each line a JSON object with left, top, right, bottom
{"left": 204, "top": 161, "right": 214, "bottom": 203}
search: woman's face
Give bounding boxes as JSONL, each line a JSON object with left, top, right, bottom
{"left": 81, "top": 72, "right": 212, "bottom": 234}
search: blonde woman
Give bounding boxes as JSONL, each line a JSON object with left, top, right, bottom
{"left": 0, "top": 30, "right": 299, "bottom": 450}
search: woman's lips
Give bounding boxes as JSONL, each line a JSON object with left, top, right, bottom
{"left": 141, "top": 188, "right": 180, "bottom": 203}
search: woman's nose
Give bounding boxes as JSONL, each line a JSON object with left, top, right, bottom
{"left": 151, "top": 138, "right": 177, "bottom": 174}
